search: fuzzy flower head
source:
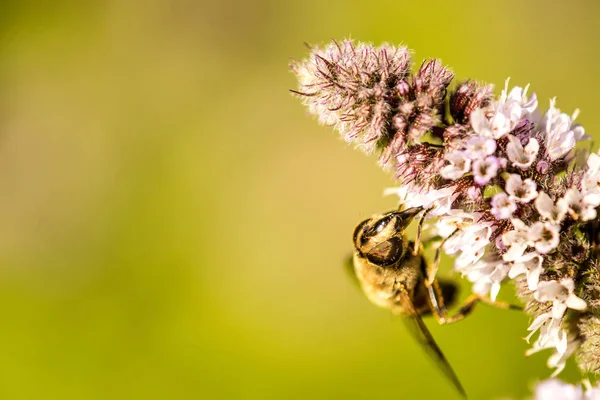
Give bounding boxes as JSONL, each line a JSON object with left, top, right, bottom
{"left": 291, "top": 39, "right": 458, "bottom": 168}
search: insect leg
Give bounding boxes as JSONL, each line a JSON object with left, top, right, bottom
{"left": 442, "top": 294, "right": 522, "bottom": 324}
{"left": 424, "top": 228, "right": 459, "bottom": 287}
{"left": 412, "top": 206, "right": 434, "bottom": 256}
{"left": 419, "top": 257, "right": 522, "bottom": 324}
{"left": 419, "top": 257, "right": 450, "bottom": 324}
{"left": 428, "top": 291, "right": 522, "bottom": 325}
{"left": 424, "top": 280, "right": 451, "bottom": 324}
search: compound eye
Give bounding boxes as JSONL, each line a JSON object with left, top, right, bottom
{"left": 371, "top": 214, "right": 394, "bottom": 235}
{"left": 366, "top": 237, "right": 403, "bottom": 267}
{"left": 353, "top": 219, "right": 370, "bottom": 248}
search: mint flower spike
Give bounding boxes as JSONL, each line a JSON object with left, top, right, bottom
{"left": 292, "top": 39, "right": 600, "bottom": 378}
{"left": 290, "top": 39, "right": 462, "bottom": 167}
{"left": 290, "top": 39, "right": 412, "bottom": 156}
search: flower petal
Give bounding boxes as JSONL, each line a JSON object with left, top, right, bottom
{"left": 508, "top": 263, "right": 526, "bottom": 279}
{"left": 565, "top": 294, "right": 587, "bottom": 311}
{"left": 527, "top": 267, "right": 541, "bottom": 291}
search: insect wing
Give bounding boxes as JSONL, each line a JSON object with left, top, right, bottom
{"left": 398, "top": 290, "right": 467, "bottom": 399}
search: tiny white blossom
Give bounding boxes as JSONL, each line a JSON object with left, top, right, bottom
{"left": 583, "top": 154, "right": 600, "bottom": 212}
{"left": 558, "top": 188, "right": 598, "bottom": 221}
{"left": 587, "top": 152, "right": 600, "bottom": 174}
{"left": 583, "top": 152, "right": 600, "bottom": 193}
{"left": 525, "top": 312, "right": 568, "bottom": 356}
{"left": 470, "top": 108, "right": 512, "bottom": 139}
{"left": 568, "top": 108, "right": 588, "bottom": 141}
{"left": 487, "top": 80, "right": 539, "bottom": 134}
{"left": 502, "top": 219, "right": 532, "bottom": 262}
{"left": 434, "top": 211, "right": 477, "bottom": 238}
{"left": 472, "top": 156, "right": 501, "bottom": 185}
{"left": 535, "top": 191, "right": 567, "bottom": 224}
{"left": 490, "top": 192, "right": 517, "bottom": 219}
{"left": 443, "top": 222, "right": 491, "bottom": 255}
{"left": 384, "top": 185, "right": 458, "bottom": 216}
{"left": 529, "top": 221, "right": 560, "bottom": 254}
{"left": 464, "top": 136, "right": 496, "bottom": 159}
{"left": 541, "top": 98, "right": 582, "bottom": 161}
{"left": 534, "top": 379, "right": 583, "bottom": 400}
{"left": 506, "top": 134, "right": 539, "bottom": 169}
{"left": 548, "top": 339, "right": 579, "bottom": 378}
{"left": 534, "top": 278, "right": 587, "bottom": 319}
{"left": 500, "top": 80, "right": 538, "bottom": 116}
{"left": 440, "top": 150, "right": 471, "bottom": 180}
{"left": 508, "top": 252, "right": 543, "bottom": 290}
{"left": 454, "top": 246, "right": 486, "bottom": 269}
{"left": 444, "top": 222, "right": 492, "bottom": 272}
{"left": 585, "top": 381, "right": 600, "bottom": 400}
{"left": 506, "top": 174, "right": 538, "bottom": 203}
{"left": 585, "top": 192, "right": 600, "bottom": 211}
{"left": 461, "top": 259, "right": 509, "bottom": 301}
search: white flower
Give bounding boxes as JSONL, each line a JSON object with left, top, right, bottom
{"left": 548, "top": 339, "right": 579, "bottom": 378}
{"left": 464, "top": 136, "right": 496, "bottom": 159}
{"left": 470, "top": 80, "right": 537, "bottom": 139}
{"left": 558, "top": 188, "right": 598, "bottom": 221}
{"left": 434, "top": 211, "right": 477, "bottom": 238}
{"left": 477, "top": 80, "right": 539, "bottom": 139}
{"left": 569, "top": 109, "right": 588, "bottom": 141}
{"left": 583, "top": 152, "right": 600, "bottom": 194}
{"left": 529, "top": 221, "right": 560, "bottom": 254}
{"left": 444, "top": 222, "right": 492, "bottom": 272}
{"left": 585, "top": 187, "right": 600, "bottom": 207}
{"left": 534, "top": 278, "right": 587, "bottom": 319}
{"left": 506, "top": 174, "right": 538, "bottom": 203}
{"left": 490, "top": 192, "right": 517, "bottom": 219}
{"left": 508, "top": 252, "right": 543, "bottom": 290}
{"left": 472, "top": 156, "right": 501, "bottom": 185}
{"left": 585, "top": 381, "right": 600, "bottom": 400}
{"left": 525, "top": 312, "right": 568, "bottom": 355}
{"left": 461, "top": 259, "right": 509, "bottom": 301}
{"left": 443, "top": 222, "right": 491, "bottom": 255}
{"left": 455, "top": 246, "right": 487, "bottom": 269}
{"left": 534, "top": 378, "right": 600, "bottom": 399}
{"left": 440, "top": 150, "right": 471, "bottom": 180}
{"left": 499, "top": 80, "right": 538, "bottom": 116}
{"left": 587, "top": 152, "right": 600, "bottom": 175}
{"left": 384, "top": 185, "right": 458, "bottom": 216}
{"left": 541, "top": 98, "right": 585, "bottom": 161}
{"left": 534, "top": 379, "right": 583, "bottom": 400}
{"left": 470, "top": 108, "right": 512, "bottom": 139}
{"left": 502, "top": 219, "right": 532, "bottom": 262}
{"left": 535, "top": 191, "right": 567, "bottom": 224}
{"left": 506, "top": 134, "right": 539, "bottom": 169}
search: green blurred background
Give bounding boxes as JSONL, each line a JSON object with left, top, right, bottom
{"left": 0, "top": 1, "right": 598, "bottom": 399}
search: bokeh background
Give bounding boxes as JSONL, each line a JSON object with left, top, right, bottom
{"left": 0, "top": 1, "right": 598, "bottom": 399}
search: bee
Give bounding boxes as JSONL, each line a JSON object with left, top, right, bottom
{"left": 350, "top": 206, "right": 517, "bottom": 399}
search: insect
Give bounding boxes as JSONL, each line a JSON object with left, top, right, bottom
{"left": 350, "top": 206, "right": 517, "bottom": 399}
